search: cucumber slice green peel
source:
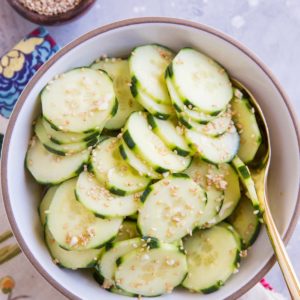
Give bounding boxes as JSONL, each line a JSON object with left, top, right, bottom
{"left": 232, "top": 156, "right": 263, "bottom": 220}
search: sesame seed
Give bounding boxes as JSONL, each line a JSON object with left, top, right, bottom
{"left": 102, "top": 279, "right": 113, "bottom": 289}
{"left": 234, "top": 89, "right": 243, "bottom": 99}
{"left": 227, "top": 225, "right": 234, "bottom": 231}
{"left": 166, "top": 259, "right": 175, "bottom": 266}
{"left": 239, "top": 250, "right": 248, "bottom": 257}
{"left": 141, "top": 254, "right": 150, "bottom": 261}
{"left": 69, "top": 236, "right": 78, "bottom": 247}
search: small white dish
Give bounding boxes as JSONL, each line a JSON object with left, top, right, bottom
{"left": 1, "top": 17, "right": 300, "bottom": 300}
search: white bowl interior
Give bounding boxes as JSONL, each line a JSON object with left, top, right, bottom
{"left": 4, "top": 21, "right": 300, "bottom": 300}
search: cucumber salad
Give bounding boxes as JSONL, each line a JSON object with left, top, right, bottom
{"left": 26, "top": 45, "right": 265, "bottom": 297}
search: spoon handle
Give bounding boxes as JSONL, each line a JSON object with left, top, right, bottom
{"left": 263, "top": 202, "right": 300, "bottom": 299}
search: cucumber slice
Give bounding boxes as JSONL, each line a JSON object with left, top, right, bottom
{"left": 119, "top": 142, "right": 161, "bottom": 179}
{"left": 211, "top": 163, "right": 241, "bottom": 224}
{"left": 91, "top": 59, "right": 142, "bottom": 130}
{"left": 185, "top": 125, "right": 240, "bottom": 164}
{"left": 90, "top": 137, "right": 150, "bottom": 195}
{"left": 40, "top": 188, "right": 103, "bottom": 269}
{"left": 123, "top": 112, "right": 191, "bottom": 173}
{"left": 138, "top": 175, "right": 206, "bottom": 243}
{"left": 166, "top": 76, "right": 221, "bottom": 124}
{"left": 180, "top": 111, "right": 232, "bottom": 137}
{"left": 115, "top": 241, "right": 187, "bottom": 296}
{"left": 97, "top": 238, "right": 143, "bottom": 286}
{"left": 47, "top": 178, "right": 122, "bottom": 250}
{"left": 231, "top": 97, "right": 262, "bottom": 163}
{"left": 76, "top": 171, "right": 140, "bottom": 217}
{"left": 45, "top": 226, "right": 102, "bottom": 269}
{"left": 147, "top": 114, "right": 190, "bottom": 156}
{"left": 232, "top": 156, "right": 261, "bottom": 214}
{"left": 114, "top": 220, "right": 139, "bottom": 242}
{"left": 171, "top": 48, "right": 232, "bottom": 114}
{"left": 41, "top": 68, "right": 116, "bottom": 133}
{"left": 39, "top": 186, "right": 58, "bottom": 225}
{"left": 182, "top": 223, "right": 241, "bottom": 293}
{"left": 26, "top": 138, "right": 90, "bottom": 185}
{"left": 129, "top": 44, "right": 174, "bottom": 104}
{"left": 35, "top": 117, "right": 98, "bottom": 156}
{"left": 42, "top": 118, "right": 99, "bottom": 145}
{"left": 135, "top": 87, "right": 174, "bottom": 120}
{"left": 228, "top": 195, "right": 261, "bottom": 249}
{"left": 184, "top": 158, "right": 224, "bottom": 226}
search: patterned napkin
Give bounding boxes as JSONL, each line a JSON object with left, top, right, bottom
{"left": 0, "top": 28, "right": 286, "bottom": 300}
{"left": 0, "top": 27, "right": 58, "bottom": 151}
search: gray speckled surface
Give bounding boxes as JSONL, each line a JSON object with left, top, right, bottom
{"left": 0, "top": 0, "right": 299, "bottom": 298}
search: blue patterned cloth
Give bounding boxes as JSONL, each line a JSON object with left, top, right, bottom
{"left": 0, "top": 27, "right": 59, "bottom": 153}
{"left": 0, "top": 27, "right": 59, "bottom": 119}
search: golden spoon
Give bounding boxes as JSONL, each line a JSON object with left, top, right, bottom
{"left": 231, "top": 79, "right": 300, "bottom": 299}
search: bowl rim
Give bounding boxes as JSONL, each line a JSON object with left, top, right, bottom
{"left": 1, "top": 17, "right": 300, "bottom": 300}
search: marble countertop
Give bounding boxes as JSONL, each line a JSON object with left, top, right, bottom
{"left": 1, "top": 0, "right": 300, "bottom": 298}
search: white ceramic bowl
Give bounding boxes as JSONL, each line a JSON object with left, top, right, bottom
{"left": 2, "top": 18, "right": 300, "bottom": 300}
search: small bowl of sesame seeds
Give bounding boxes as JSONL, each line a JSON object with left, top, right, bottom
{"left": 7, "top": 0, "right": 95, "bottom": 25}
